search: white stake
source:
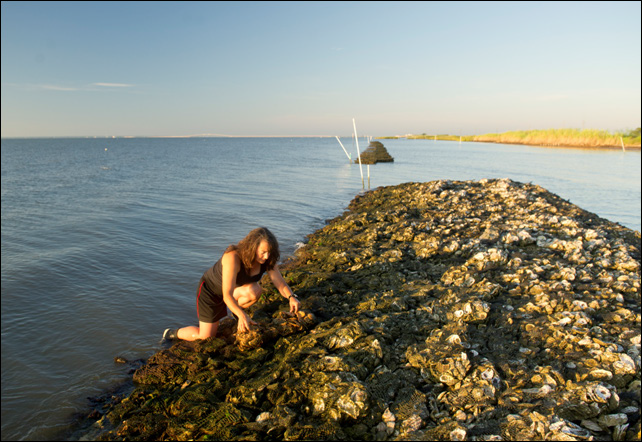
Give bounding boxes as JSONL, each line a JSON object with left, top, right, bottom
{"left": 353, "top": 118, "right": 364, "bottom": 189}
{"left": 335, "top": 136, "right": 352, "bottom": 162}
{"left": 620, "top": 137, "right": 626, "bottom": 152}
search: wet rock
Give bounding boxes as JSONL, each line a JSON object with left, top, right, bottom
{"left": 82, "top": 179, "right": 640, "bottom": 441}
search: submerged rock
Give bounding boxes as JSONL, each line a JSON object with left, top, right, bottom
{"left": 82, "top": 179, "right": 640, "bottom": 441}
{"left": 356, "top": 141, "right": 394, "bottom": 164}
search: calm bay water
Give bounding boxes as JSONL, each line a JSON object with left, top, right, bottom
{"left": 1, "top": 137, "right": 640, "bottom": 440}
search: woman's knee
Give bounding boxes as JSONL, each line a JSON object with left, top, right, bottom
{"left": 248, "top": 282, "right": 262, "bottom": 300}
{"left": 235, "top": 283, "right": 261, "bottom": 306}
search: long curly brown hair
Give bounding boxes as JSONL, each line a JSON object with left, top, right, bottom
{"left": 225, "top": 227, "right": 280, "bottom": 271}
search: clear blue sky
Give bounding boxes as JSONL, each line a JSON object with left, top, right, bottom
{"left": 1, "top": 1, "right": 640, "bottom": 137}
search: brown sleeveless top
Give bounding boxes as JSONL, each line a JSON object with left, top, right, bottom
{"left": 202, "top": 255, "right": 267, "bottom": 296}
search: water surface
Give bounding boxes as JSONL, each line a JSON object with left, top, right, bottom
{"left": 1, "top": 137, "right": 640, "bottom": 440}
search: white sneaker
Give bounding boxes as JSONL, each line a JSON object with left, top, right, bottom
{"left": 162, "top": 328, "right": 178, "bottom": 340}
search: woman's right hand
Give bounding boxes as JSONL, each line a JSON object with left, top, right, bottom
{"left": 237, "top": 312, "right": 257, "bottom": 334}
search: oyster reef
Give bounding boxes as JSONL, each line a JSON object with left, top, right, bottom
{"left": 355, "top": 141, "right": 394, "bottom": 164}
{"left": 85, "top": 179, "right": 640, "bottom": 441}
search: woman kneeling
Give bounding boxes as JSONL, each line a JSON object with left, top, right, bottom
{"left": 164, "top": 227, "right": 300, "bottom": 341}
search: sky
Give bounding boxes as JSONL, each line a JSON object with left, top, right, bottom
{"left": 1, "top": 1, "right": 640, "bottom": 138}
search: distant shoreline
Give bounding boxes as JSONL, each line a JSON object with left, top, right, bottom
{"left": 379, "top": 128, "right": 642, "bottom": 150}
{"left": 3, "top": 129, "right": 641, "bottom": 150}
{"left": 146, "top": 134, "right": 337, "bottom": 139}
{"left": 1, "top": 135, "right": 338, "bottom": 140}
{"left": 381, "top": 137, "right": 642, "bottom": 151}
{"left": 2, "top": 136, "right": 640, "bottom": 148}
{"left": 379, "top": 136, "right": 642, "bottom": 150}
{"left": 468, "top": 139, "right": 641, "bottom": 150}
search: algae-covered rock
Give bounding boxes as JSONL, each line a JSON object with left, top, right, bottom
{"left": 356, "top": 141, "right": 394, "bottom": 164}
{"left": 82, "top": 179, "right": 640, "bottom": 441}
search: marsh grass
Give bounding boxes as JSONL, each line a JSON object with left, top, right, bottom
{"left": 472, "top": 129, "right": 640, "bottom": 148}
{"left": 383, "top": 128, "right": 641, "bottom": 148}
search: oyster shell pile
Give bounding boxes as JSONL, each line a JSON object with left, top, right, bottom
{"left": 355, "top": 141, "right": 394, "bottom": 164}
{"left": 84, "top": 179, "right": 640, "bottom": 441}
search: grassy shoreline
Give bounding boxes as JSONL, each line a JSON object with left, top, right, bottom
{"left": 380, "top": 128, "right": 641, "bottom": 149}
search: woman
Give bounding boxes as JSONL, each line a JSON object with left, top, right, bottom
{"left": 163, "top": 227, "right": 300, "bottom": 341}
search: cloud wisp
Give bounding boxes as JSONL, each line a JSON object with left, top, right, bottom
{"left": 2, "top": 82, "right": 136, "bottom": 92}
{"left": 91, "top": 83, "right": 134, "bottom": 88}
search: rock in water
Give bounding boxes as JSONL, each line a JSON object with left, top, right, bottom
{"left": 355, "top": 141, "right": 394, "bottom": 164}
{"left": 80, "top": 179, "right": 641, "bottom": 441}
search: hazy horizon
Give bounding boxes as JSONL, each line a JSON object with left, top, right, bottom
{"left": 1, "top": 128, "right": 640, "bottom": 141}
{"left": 2, "top": 1, "right": 640, "bottom": 138}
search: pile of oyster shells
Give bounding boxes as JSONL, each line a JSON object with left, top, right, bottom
{"left": 83, "top": 179, "right": 640, "bottom": 441}
{"left": 355, "top": 141, "right": 394, "bottom": 164}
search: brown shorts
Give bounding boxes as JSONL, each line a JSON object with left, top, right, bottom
{"left": 196, "top": 277, "right": 228, "bottom": 323}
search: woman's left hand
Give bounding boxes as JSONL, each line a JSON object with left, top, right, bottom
{"left": 289, "top": 297, "right": 300, "bottom": 314}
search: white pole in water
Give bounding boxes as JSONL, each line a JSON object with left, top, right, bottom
{"left": 353, "top": 118, "right": 364, "bottom": 189}
{"left": 367, "top": 164, "right": 370, "bottom": 189}
{"left": 620, "top": 137, "right": 626, "bottom": 152}
{"left": 335, "top": 136, "right": 352, "bottom": 162}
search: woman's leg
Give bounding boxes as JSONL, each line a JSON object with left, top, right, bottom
{"left": 175, "top": 283, "right": 260, "bottom": 341}
{"left": 177, "top": 321, "right": 219, "bottom": 341}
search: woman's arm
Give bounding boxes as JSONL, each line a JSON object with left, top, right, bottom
{"left": 268, "top": 265, "right": 300, "bottom": 314}
{"left": 221, "top": 251, "right": 255, "bottom": 332}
